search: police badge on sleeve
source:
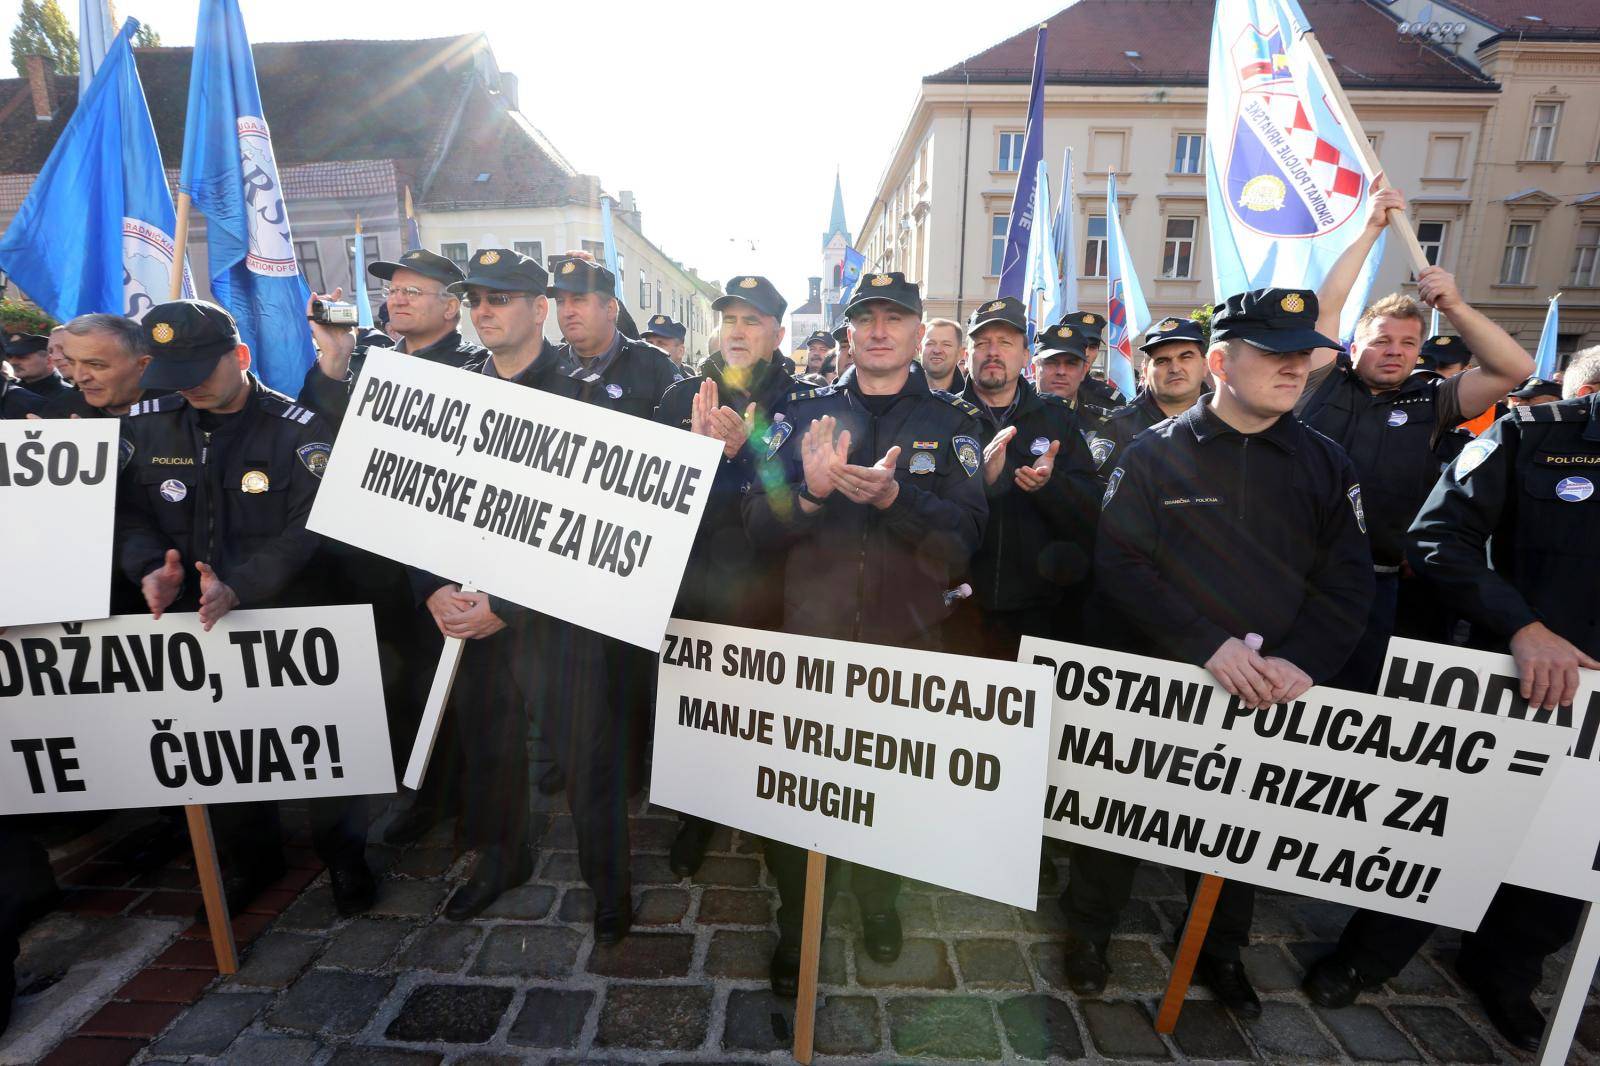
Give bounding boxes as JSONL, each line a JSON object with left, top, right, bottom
{"left": 1102, "top": 467, "right": 1124, "bottom": 509}
{"left": 764, "top": 420, "right": 793, "bottom": 460}
{"left": 297, "top": 442, "right": 332, "bottom": 479}
{"left": 1347, "top": 485, "right": 1366, "bottom": 534}
{"left": 1452, "top": 437, "right": 1497, "bottom": 483}
{"left": 954, "top": 435, "right": 980, "bottom": 477}
{"left": 1089, "top": 436, "right": 1115, "bottom": 469}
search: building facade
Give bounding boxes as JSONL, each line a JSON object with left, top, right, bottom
{"left": 857, "top": 0, "right": 1599, "bottom": 365}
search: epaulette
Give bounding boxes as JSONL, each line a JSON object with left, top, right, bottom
{"left": 127, "top": 394, "right": 186, "bottom": 417}
{"left": 930, "top": 388, "right": 981, "bottom": 419}
{"left": 1513, "top": 402, "right": 1584, "bottom": 424}
{"left": 786, "top": 384, "right": 839, "bottom": 403}
{"left": 1035, "top": 391, "right": 1071, "bottom": 409}
{"left": 265, "top": 398, "right": 317, "bottom": 425}
{"left": 1105, "top": 403, "right": 1143, "bottom": 421}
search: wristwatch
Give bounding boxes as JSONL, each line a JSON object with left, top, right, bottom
{"left": 799, "top": 487, "right": 827, "bottom": 506}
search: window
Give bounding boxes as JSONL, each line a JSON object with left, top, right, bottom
{"left": 656, "top": 282, "right": 663, "bottom": 313}
{"left": 639, "top": 275, "right": 650, "bottom": 308}
{"left": 1083, "top": 215, "right": 1108, "bottom": 277}
{"left": 1424, "top": 135, "right": 1465, "bottom": 179}
{"left": 295, "top": 240, "right": 324, "bottom": 292}
{"left": 989, "top": 213, "right": 1007, "bottom": 275}
{"left": 1416, "top": 220, "right": 1448, "bottom": 266}
{"left": 441, "top": 243, "right": 469, "bottom": 273}
{"left": 997, "top": 131, "right": 1025, "bottom": 172}
{"left": 345, "top": 236, "right": 380, "bottom": 286}
{"left": 514, "top": 240, "right": 543, "bottom": 263}
{"left": 1161, "top": 217, "right": 1197, "bottom": 278}
{"left": 1173, "top": 134, "right": 1204, "bottom": 174}
{"left": 1526, "top": 102, "right": 1561, "bottom": 161}
{"left": 581, "top": 239, "right": 605, "bottom": 262}
{"left": 1499, "top": 222, "right": 1536, "bottom": 284}
{"left": 1572, "top": 224, "right": 1600, "bottom": 287}
{"left": 1090, "top": 130, "right": 1125, "bottom": 175}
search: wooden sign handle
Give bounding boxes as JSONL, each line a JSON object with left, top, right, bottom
{"left": 1536, "top": 900, "right": 1597, "bottom": 1065}
{"left": 791, "top": 850, "right": 828, "bottom": 1064}
{"left": 1156, "top": 873, "right": 1223, "bottom": 1032}
{"left": 184, "top": 804, "right": 237, "bottom": 973}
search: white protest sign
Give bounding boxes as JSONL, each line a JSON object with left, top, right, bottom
{"left": 0, "top": 419, "right": 118, "bottom": 626}
{"left": 653, "top": 620, "right": 1054, "bottom": 909}
{"left": 1381, "top": 637, "right": 1600, "bottom": 901}
{"left": 1021, "top": 637, "right": 1569, "bottom": 929}
{"left": 0, "top": 606, "right": 394, "bottom": 814}
{"left": 307, "top": 349, "right": 721, "bottom": 649}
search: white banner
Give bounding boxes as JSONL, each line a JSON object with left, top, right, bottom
{"left": 1021, "top": 637, "right": 1570, "bottom": 929}
{"left": 653, "top": 620, "right": 1054, "bottom": 909}
{"left": 307, "top": 349, "right": 721, "bottom": 649}
{"left": 0, "top": 606, "right": 394, "bottom": 814}
{"left": 0, "top": 419, "right": 118, "bottom": 626}
{"left": 1382, "top": 637, "right": 1600, "bottom": 902}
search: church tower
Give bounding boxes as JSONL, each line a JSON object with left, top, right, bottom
{"left": 821, "top": 171, "right": 852, "bottom": 324}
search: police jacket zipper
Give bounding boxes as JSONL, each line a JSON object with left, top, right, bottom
{"left": 852, "top": 400, "right": 872, "bottom": 642}
{"left": 1237, "top": 436, "right": 1250, "bottom": 522}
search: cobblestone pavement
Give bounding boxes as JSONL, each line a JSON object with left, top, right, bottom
{"left": 15, "top": 792, "right": 1600, "bottom": 1065}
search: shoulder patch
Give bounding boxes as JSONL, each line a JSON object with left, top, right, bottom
{"left": 118, "top": 437, "right": 135, "bottom": 470}
{"left": 1347, "top": 485, "right": 1366, "bottom": 534}
{"left": 1102, "top": 467, "right": 1124, "bottom": 509}
{"left": 1452, "top": 436, "right": 1498, "bottom": 482}
{"left": 764, "top": 419, "right": 794, "bottom": 460}
{"left": 1088, "top": 436, "right": 1115, "bottom": 469}
{"left": 296, "top": 442, "right": 331, "bottom": 478}
{"left": 953, "top": 434, "right": 980, "bottom": 477}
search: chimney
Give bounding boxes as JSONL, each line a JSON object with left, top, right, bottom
{"left": 618, "top": 190, "right": 641, "bottom": 229}
{"left": 24, "top": 54, "right": 57, "bottom": 121}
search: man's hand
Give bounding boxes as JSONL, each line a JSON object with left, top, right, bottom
{"left": 1259, "top": 657, "right": 1314, "bottom": 704}
{"left": 1014, "top": 439, "right": 1059, "bottom": 492}
{"left": 1416, "top": 266, "right": 1463, "bottom": 314}
{"left": 425, "top": 584, "right": 469, "bottom": 637}
{"left": 1510, "top": 622, "right": 1600, "bottom": 711}
{"left": 1363, "top": 179, "right": 1405, "bottom": 233}
{"left": 194, "top": 561, "right": 238, "bottom": 631}
{"left": 436, "top": 590, "right": 507, "bottom": 640}
{"left": 141, "top": 549, "right": 184, "bottom": 619}
{"left": 982, "top": 426, "right": 1017, "bottom": 486}
{"left": 306, "top": 288, "right": 357, "bottom": 381}
{"left": 1205, "top": 637, "right": 1277, "bottom": 709}
{"left": 834, "top": 446, "right": 902, "bottom": 510}
{"left": 690, "top": 379, "right": 752, "bottom": 458}
{"left": 799, "top": 416, "right": 846, "bottom": 506}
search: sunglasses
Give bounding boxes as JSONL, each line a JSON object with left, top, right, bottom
{"left": 461, "top": 292, "right": 533, "bottom": 308}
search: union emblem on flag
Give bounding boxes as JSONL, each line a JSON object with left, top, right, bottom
{"left": 1223, "top": 22, "right": 1364, "bottom": 239}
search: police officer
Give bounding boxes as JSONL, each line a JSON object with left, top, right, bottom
{"left": 1069, "top": 288, "right": 1374, "bottom": 1015}
{"left": 1305, "top": 346, "right": 1600, "bottom": 1049}
{"left": 37, "top": 314, "right": 154, "bottom": 419}
{"left": 642, "top": 313, "right": 691, "bottom": 377}
{"left": 4, "top": 332, "right": 72, "bottom": 399}
{"left": 919, "top": 317, "right": 967, "bottom": 393}
{"left": 1087, "top": 316, "right": 1210, "bottom": 474}
{"left": 744, "top": 271, "right": 987, "bottom": 996}
{"left": 1303, "top": 184, "right": 1532, "bottom": 691}
{"left": 115, "top": 300, "right": 376, "bottom": 914}
{"left": 1064, "top": 311, "right": 1127, "bottom": 410}
{"left": 653, "top": 275, "right": 797, "bottom": 878}
{"left": 947, "top": 295, "right": 1099, "bottom": 657}
{"left": 801, "top": 328, "right": 836, "bottom": 379}
{"left": 1418, "top": 333, "right": 1470, "bottom": 379}
{"left": 1507, "top": 377, "right": 1562, "bottom": 408}
{"left": 0, "top": 368, "right": 44, "bottom": 418}
{"left": 430, "top": 250, "right": 641, "bottom": 944}
{"left": 832, "top": 320, "right": 853, "bottom": 380}
{"left": 1032, "top": 321, "right": 1112, "bottom": 436}
{"left": 300, "top": 248, "right": 485, "bottom": 422}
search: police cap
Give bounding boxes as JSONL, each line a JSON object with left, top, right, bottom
{"left": 967, "top": 296, "right": 1028, "bottom": 339}
{"left": 139, "top": 300, "right": 241, "bottom": 390}
{"left": 1063, "top": 311, "right": 1106, "bottom": 345}
{"left": 1139, "top": 316, "right": 1208, "bottom": 353}
{"left": 642, "top": 314, "right": 687, "bottom": 341}
{"left": 1034, "top": 321, "right": 1092, "bottom": 362}
{"left": 803, "top": 329, "right": 836, "bottom": 350}
{"left": 1211, "top": 288, "right": 1338, "bottom": 354}
{"left": 447, "top": 248, "right": 547, "bottom": 295}
{"left": 369, "top": 247, "right": 464, "bottom": 288}
{"left": 712, "top": 276, "right": 787, "bottom": 321}
{"left": 845, "top": 272, "right": 922, "bottom": 317}
{"left": 2, "top": 332, "right": 49, "bottom": 358}
{"left": 1419, "top": 334, "right": 1471, "bottom": 369}
{"left": 1510, "top": 377, "right": 1561, "bottom": 401}
{"left": 831, "top": 320, "right": 849, "bottom": 344}
{"left": 548, "top": 256, "right": 616, "bottom": 298}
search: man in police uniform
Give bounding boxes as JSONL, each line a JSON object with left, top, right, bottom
{"left": 947, "top": 296, "right": 1099, "bottom": 656}
{"left": 1033, "top": 321, "right": 1112, "bottom": 437}
{"left": 115, "top": 300, "right": 375, "bottom": 914}
{"left": 1306, "top": 346, "right": 1600, "bottom": 1048}
{"left": 919, "top": 317, "right": 967, "bottom": 394}
{"left": 4, "top": 333, "right": 72, "bottom": 399}
{"left": 1507, "top": 377, "right": 1562, "bottom": 408}
{"left": 0, "top": 369, "right": 43, "bottom": 418}
{"left": 1069, "top": 288, "right": 1374, "bottom": 1015}
{"left": 744, "top": 271, "right": 987, "bottom": 996}
{"left": 1065, "top": 311, "right": 1127, "bottom": 410}
{"left": 1303, "top": 184, "right": 1532, "bottom": 691}
{"left": 801, "top": 328, "right": 835, "bottom": 378}
{"left": 427, "top": 250, "right": 639, "bottom": 943}
{"left": 654, "top": 275, "right": 797, "bottom": 878}
{"left": 642, "top": 313, "right": 690, "bottom": 376}
{"left": 1088, "top": 316, "right": 1210, "bottom": 474}
{"left": 1418, "top": 333, "right": 1470, "bottom": 379}
{"left": 832, "top": 320, "right": 853, "bottom": 380}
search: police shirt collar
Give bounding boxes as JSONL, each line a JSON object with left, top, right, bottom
{"left": 561, "top": 329, "right": 622, "bottom": 379}
{"left": 1184, "top": 399, "right": 1299, "bottom": 452}
{"left": 960, "top": 374, "right": 1041, "bottom": 418}
{"left": 400, "top": 328, "right": 462, "bottom": 359}
{"left": 840, "top": 362, "right": 930, "bottom": 401}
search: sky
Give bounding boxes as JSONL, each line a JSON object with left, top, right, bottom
{"left": 1, "top": 0, "right": 1065, "bottom": 315}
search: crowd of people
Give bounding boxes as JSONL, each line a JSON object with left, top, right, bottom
{"left": 2, "top": 184, "right": 1598, "bottom": 1051}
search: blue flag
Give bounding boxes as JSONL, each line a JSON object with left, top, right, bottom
{"left": 836, "top": 247, "right": 866, "bottom": 316}
{"left": 1053, "top": 146, "right": 1078, "bottom": 314}
{"left": 997, "top": 24, "right": 1048, "bottom": 299}
{"left": 0, "top": 19, "right": 189, "bottom": 323}
{"left": 1534, "top": 293, "right": 1561, "bottom": 379}
{"left": 1104, "top": 171, "right": 1149, "bottom": 398}
{"left": 352, "top": 226, "right": 373, "bottom": 330}
{"left": 180, "top": 0, "right": 314, "bottom": 393}
{"left": 1023, "top": 160, "right": 1061, "bottom": 340}
{"left": 1206, "top": 0, "right": 1381, "bottom": 338}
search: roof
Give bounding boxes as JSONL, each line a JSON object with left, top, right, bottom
{"left": 415, "top": 81, "right": 584, "bottom": 209}
{"left": 1438, "top": 0, "right": 1600, "bottom": 40}
{"left": 926, "top": 0, "right": 1496, "bottom": 92}
{"left": 0, "top": 34, "right": 493, "bottom": 176}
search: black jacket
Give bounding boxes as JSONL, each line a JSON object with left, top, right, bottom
{"left": 552, "top": 333, "right": 683, "bottom": 422}
{"left": 1408, "top": 395, "right": 1600, "bottom": 656}
{"left": 1, "top": 376, "right": 44, "bottom": 419}
{"left": 1088, "top": 390, "right": 1171, "bottom": 475}
{"left": 743, "top": 366, "right": 988, "bottom": 647}
{"left": 1096, "top": 400, "right": 1374, "bottom": 682}
{"left": 116, "top": 376, "right": 330, "bottom": 610}
{"left": 297, "top": 329, "right": 487, "bottom": 424}
{"left": 958, "top": 377, "right": 1100, "bottom": 612}
{"left": 19, "top": 370, "right": 72, "bottom": 399}
{"left": 654, "top": 351, "right": 795, "bottom": 628}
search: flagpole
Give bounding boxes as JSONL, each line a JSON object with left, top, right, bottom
{"left": 1298, "top": 31, "right": 1428, "bottom": 274}
{"left": 169, "top": 192, "right": 192, "bottom": 300}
